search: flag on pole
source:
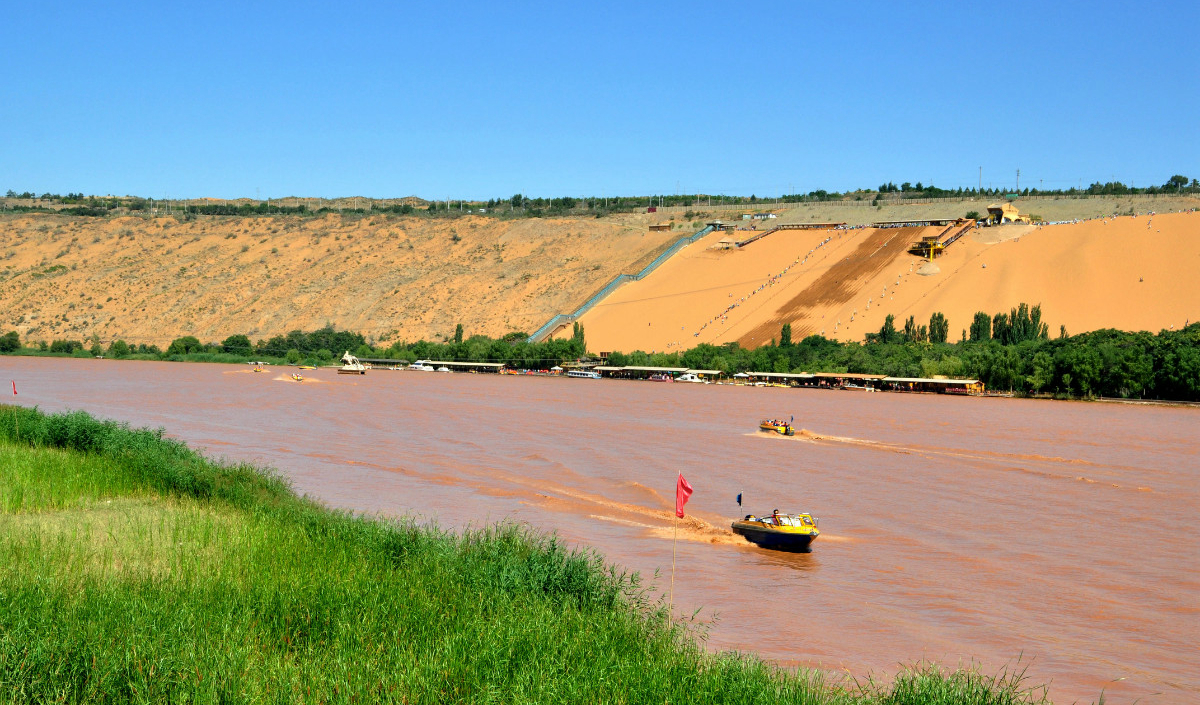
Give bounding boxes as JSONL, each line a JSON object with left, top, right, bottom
{"left": 11, "top": 380, "right": 15, "bottom": 396}
{"left": 736, "top": 492, "right": 742, "bottom": 506}
{"left": 675, "top": 473, "right": 693, "bottom": 518}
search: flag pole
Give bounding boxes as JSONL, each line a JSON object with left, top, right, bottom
{"left": 668, "top": 511, "right": 679, "bottom": 626}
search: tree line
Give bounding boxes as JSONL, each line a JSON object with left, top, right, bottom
{"left": 6, "top": 173, "right": 1197, "bottom": 220}
{"left": 3, "top": 307, "right": 1197, "bottom": 401}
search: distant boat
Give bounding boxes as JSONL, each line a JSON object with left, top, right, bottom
{"left": 291, "top": 373, "right": 304, "bottom": 382}
{"left": 408, "top": 360, "right": 436, "bottom": 371}
{"left": 649, "top": 373, "right": 674, "bottom": 382}
{"left": 731, "top": 511, "right": 820, "bottom": 552}
{"left": 759, "top": 419, "right": 794, "bottom": 436}
{"left": 566, "top": 370, "right": 601, "bottom": 379}
{"left": 436, "top": 366, "right": 451, "bottom": 373}
{"left": 677, "top": 373, "right": 706, "bottom": 383}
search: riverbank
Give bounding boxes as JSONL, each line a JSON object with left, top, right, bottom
{"left": 0, "top": 405, "right": 1053, "bottom": 703}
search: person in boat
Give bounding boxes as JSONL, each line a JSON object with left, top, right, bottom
{"left": 771, "top": 509, "right": 780, "bottom": 525}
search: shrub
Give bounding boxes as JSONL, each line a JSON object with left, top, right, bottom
{"left": 49, "top": 339, "right": 83, "bottom": 354}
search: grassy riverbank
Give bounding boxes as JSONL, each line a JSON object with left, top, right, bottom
{"left": 0, "top": 405, "right": 1052, "bottom": 704}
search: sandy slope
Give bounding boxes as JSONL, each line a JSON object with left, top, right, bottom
{"left": 576, "top": 211, "right": 1200, "bottom": 353}
{"left": 0, "top": 213, "right": 692, "bottom": 346}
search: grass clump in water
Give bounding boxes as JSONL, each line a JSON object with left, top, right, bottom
{"left": 0, "top": 405, "right": 1057, "bottom": 703}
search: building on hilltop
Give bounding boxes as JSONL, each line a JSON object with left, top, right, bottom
{"left": 986, "top": 202, "right": 1031, "bottom": 225}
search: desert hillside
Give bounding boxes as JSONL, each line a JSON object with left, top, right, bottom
{"left": 574, "top": 209, "right": 1200, "bottom": 354}
{"left": 0, "top": 212, "right": 697, "bottom": 347}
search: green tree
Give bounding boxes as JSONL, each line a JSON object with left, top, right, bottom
{"left": 929, "top": 312, "right": 949, "bottom": 344}
{"left": 877, "top": 314, "right": 899, "bottom": 344}
{"left": 108, "top": 339, "right": 130, "bottom": 358}
{"left": 0, "top": 330, "right": 19, "bottom": 352}
{"left": 221, "top": 334, "right": 253, "bottom": 355}
{"left": 992, "top": 312, "right": 1011, "bottom": 344}
{"left": 454, "top": 323, "right": 464, "bottom": 344}
{"left": 969, "top": 312, "right": 991, "bottom": 341}
{"left": 571, "top": 321, "right": 586, "bottom": 354}
{"left": 286, "top": 348, "right": 301, "bottom": 364}
{"left": 1027, "top": 351, "right": 1054, "bottom": 392}
{"left": 779, "top": 323, "right": 792, "bottom": 347}
{"left": 1164, "top": 174, "right": 1189, "bottom": 191}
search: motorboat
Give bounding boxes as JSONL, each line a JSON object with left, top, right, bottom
{"left": 408, "top": 360, "right": 436, "bottom": 371}
{"left": 759, "top": 419, "right": 795, "bottom": 436}
{"left": 337, "top": 351, "right": 366, "bottom": 375}
{"left": 649, "top": 373, "right": 674, "bottom": 382}
{"left": 290, "top": 373, "right": 304, "bottom": 382}
{"left": 566, "top": 369, "right": 602, "bottom": 379}
{"left": 676, "top": 373, "right": 706, "bottom": 383}
{"left": 731, "top": 511, "right": 819, "bottom": 552}
{"left": 298, "top": 366, "right": 316, "bottom": 370}
{"left": 436, "top": 366, "right": 451, "bottom": 373}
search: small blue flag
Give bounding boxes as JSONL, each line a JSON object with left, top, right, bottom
{"left": 736, "top": 492, "right": 742, "bottom": 506}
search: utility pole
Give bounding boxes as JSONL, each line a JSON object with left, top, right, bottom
{"left": 978, "top": 167, "right": 982, "bottom": 191}
{"left": 1016, "top": 168, "right": 1020, "bottom": 191}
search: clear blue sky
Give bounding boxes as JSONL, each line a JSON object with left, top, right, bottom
{"left": 2, "top": 1, "right": 1197, "bottom": 200}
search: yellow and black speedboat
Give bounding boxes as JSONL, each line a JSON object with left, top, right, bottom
{"left": 290, "top": 373, "right": 304, "bottom": 382}
{"left": 731, "top": 511, "right": 819, "bottom": 552}
{"left": 759, "top": 419, "right": 795, "bottom": 436}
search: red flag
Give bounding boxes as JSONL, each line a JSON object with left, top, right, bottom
{"left": 675, "top": 473, "right": 693, "bottom": 518}
{"left": 10, "top": 380, "right": 14, "bottom": 396}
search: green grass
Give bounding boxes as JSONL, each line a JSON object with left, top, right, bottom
{"left": 0, "top": 405, "right": 1057, "bottom": 704}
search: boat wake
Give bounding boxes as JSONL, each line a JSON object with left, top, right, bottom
{"left": 754, "top": 428, "right": 1150, "bottom": 492}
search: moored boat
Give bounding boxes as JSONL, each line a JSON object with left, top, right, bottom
{"left": 759, "top": 419, "right": 794, "bottom": 436}
{"left": 731, "top": 511, "right": 819, "bottom": 552}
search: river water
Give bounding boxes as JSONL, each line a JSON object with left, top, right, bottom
{"left": 5, "top": 357, "right": 1197, "bottom": 704}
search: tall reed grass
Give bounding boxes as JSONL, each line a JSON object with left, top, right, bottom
{"left": 0, "top": 405, "right": 1056, "bottom": 704}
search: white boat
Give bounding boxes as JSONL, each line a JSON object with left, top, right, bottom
{"left": 436, "top": 366, "right": 451, "bottom": 373}
{"left": 566, "top": 369, "right": 602, "bottom": 379}
{"left": 677, "top": 373, "right": 707, "bottom": 383}
{"left": 338, "top": 351, "right": 366, "bottom": 375}
{"left": 408, "top": 360, "right": 436, "bottom": 371}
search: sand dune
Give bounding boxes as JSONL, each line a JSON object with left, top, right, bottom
{"left": 577, "top": 211, "right": 1200, "bottom": 353}
{"left": 0, "top": 212, "right": 692, "bottom": 346}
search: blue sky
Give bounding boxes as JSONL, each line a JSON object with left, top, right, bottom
{"left": 2, "top": 1, "right": 1197, "bottom": 200}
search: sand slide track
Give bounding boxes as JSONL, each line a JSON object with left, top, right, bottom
{"left": 738, "top": 226, "right": 931, "bottom": 345}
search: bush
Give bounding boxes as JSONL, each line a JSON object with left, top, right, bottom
{"left": 166, "top": 336, "right": 204, "bottom": 356}
{"left": 49, "top": 339, "right": 82, "bottom": 354}
{"left": 108, "top": 340, "right": 130, "bottom": 358}
{"left": 0, "top": 330, "right": 19, "bottom": 352}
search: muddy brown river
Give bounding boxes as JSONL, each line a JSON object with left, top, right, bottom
{"left": 5, "top": 357, "right": 1197, "bottom": 704}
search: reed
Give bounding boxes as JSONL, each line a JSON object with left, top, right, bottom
{"left": 0, "top": 405, "right": 1054, "bottom": 704}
